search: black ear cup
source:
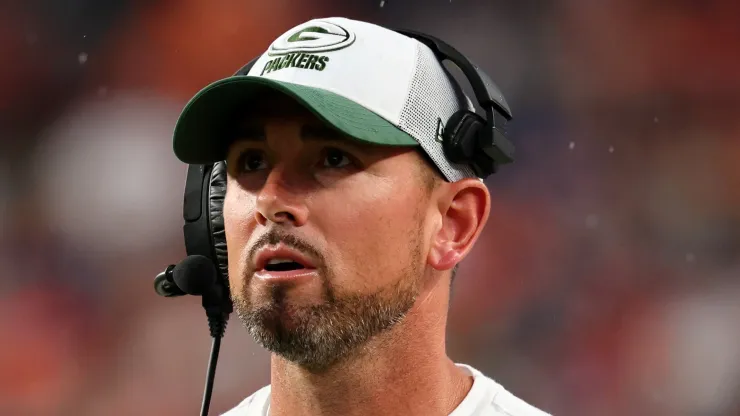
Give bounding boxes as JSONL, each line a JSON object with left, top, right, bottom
{"left": 443, "top": 110, "right": 486, "bottom": 164}
{"left": 208, "top": 161, "right": 230, "bottom": 295}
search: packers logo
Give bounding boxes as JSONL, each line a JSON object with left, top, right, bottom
{"left": 268, "top": 21, "right": 356, "bottom": 56}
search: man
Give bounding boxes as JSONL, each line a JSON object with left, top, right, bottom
{"left": 173, "top": 16, "right": 550, "bottom": 416}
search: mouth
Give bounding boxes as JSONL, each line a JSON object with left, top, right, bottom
{"left": 253, "top": 244, "right": 318, "bottom": 284}
{"left": 263, "top": 259, "right": 308, "bottom": 272}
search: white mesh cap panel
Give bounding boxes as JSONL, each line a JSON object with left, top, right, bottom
{"left": 398, "top": 42, "right": 478, "bottom": 182}
{"left": 246, "top": 18, "right": 418, "bottom": 126}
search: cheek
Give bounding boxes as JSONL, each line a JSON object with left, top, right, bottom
{"left": 223, "top": 185, "right": 257, "bottom": 292}
{"left": 316, "top": 178, "right": 422, "bottom": 290}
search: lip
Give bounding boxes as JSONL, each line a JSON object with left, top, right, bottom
{"left": 254, "top": 243, "right": 317, "bottom": 272}
{"left": 254, "top": 268, "right": 319, "bottom": 285}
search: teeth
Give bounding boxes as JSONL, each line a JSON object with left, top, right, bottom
{"left": 267, "top": 258, "right": 298, "bottom": 265}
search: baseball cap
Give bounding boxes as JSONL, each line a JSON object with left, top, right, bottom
{"left": 173, "top": 17, "right": 478, "bottom": 182}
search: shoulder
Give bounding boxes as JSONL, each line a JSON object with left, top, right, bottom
{"left": 452, "top": 364, "right": 552, "bottom": 416}
{"left": 488, "top": 384, "right": 552, "bottom": 416}
{"left": 220, "top": 385, "right": 271, "bottom": 416}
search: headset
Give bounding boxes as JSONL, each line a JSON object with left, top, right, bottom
{"left": 155, "top": 27, "right": 514, "bottom": 416}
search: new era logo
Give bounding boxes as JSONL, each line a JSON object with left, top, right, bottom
{"left": 435, "top": 118, "right": 445, "bottom": 143}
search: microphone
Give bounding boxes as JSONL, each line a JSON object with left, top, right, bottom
{"left": 167, "top": 255, "right": 230, "bottom": 338}
{"left": 172, "top": 255, "right": 218, "bottom": 297}
{"left": 162, "top": 255, "right": 230, "bottom": 416}
{"left": 152, "top": 256, "right": 219, "bottom": 298}
{"left": 153, "top": 264, "right": 186, "bottom": 297}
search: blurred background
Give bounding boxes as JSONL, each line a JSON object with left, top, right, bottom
{"left": 1, "top": 0, "right": 739, "bottom": 414}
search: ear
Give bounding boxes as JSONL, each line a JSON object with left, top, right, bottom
{"left": 427, "top": 179, "right": 490, "bottom": 271}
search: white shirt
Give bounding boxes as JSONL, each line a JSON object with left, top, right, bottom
{"left": 221, "top": 363, "right": 551, "bottom": 415}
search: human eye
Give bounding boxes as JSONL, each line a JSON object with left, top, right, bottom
{"left": 321, "top": 147, "right": 353, "bottom": 169}
{"left": 234, "top": 149, "right": 269, "bottom": 173}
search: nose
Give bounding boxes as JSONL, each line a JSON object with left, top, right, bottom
{"left": 254, "top": 167, "right": 309, "bottom": 227}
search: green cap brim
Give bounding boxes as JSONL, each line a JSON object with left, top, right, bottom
{"left": 173, "top": 77, "right": 419, "bottom": 164}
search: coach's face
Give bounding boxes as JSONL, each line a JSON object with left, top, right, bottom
{"left": 223, "top": 95, "right": 485, "bottom": 371}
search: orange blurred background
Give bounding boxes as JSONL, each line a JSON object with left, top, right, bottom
{"left": 1, "top": 1, "right": 739, "bottom": 415}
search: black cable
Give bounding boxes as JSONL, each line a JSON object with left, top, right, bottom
{"left": 200, "top": 313, "right": 227, "bottom": 416}
{"left": 200, "top": 335, "right": 222, "bottom": 416}
{"left": 163, "top": 255, "right": 231, "bottom": 415}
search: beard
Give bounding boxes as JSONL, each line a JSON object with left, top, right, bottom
{"left": 232, "top": 228, "right": 424, "bottom": 373}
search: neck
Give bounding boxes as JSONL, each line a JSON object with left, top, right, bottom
{"left": 267, "top": 287, "right": 473, "bottom": 416}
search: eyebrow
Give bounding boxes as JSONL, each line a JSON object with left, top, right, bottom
{"left": 232, "top": 124, "right": 347, "bottom": 142}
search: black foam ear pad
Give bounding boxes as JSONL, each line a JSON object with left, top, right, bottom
{"left": 209, "top": 161, "right": 230, "bottom": 293}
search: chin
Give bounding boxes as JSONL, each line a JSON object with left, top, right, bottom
{"left": 248, "top": 288, "right": 316, "bottom": 322}
{"left": 254, "top": 305, "right": 300, "bottom": 333}
{"left": 251, "top": 276, "right": 329, "bottom": 305}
